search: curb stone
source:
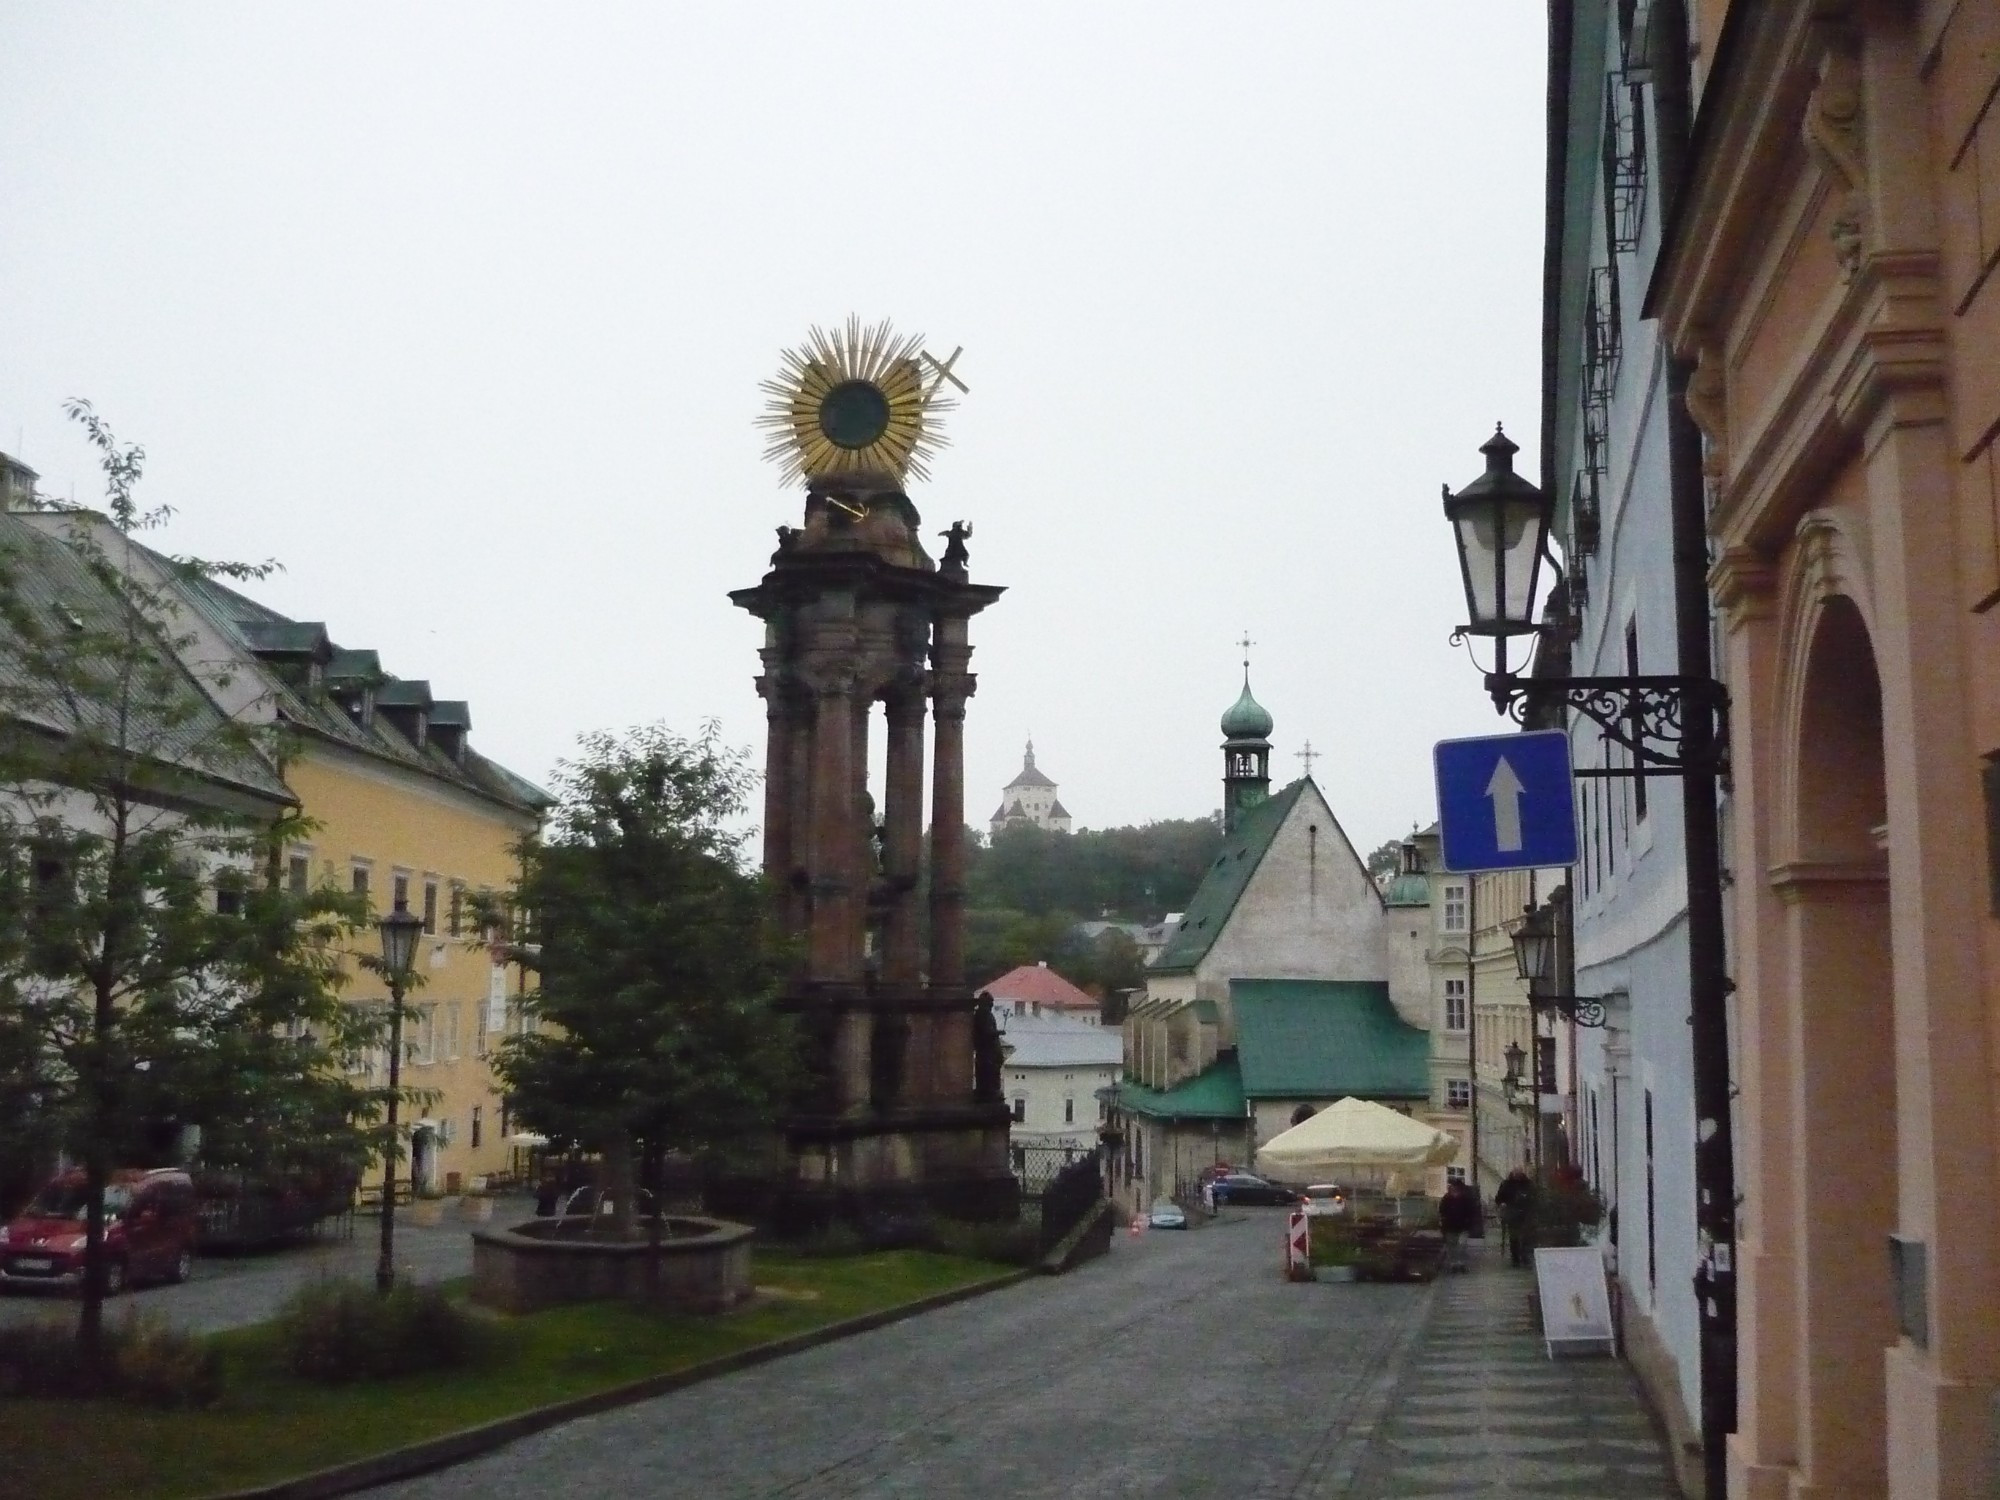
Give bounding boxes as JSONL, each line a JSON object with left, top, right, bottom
{"left": 198, "top": 1265, "right": 1036, "bottom": 1500}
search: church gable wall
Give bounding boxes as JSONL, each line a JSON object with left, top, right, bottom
{"left": 1194, "top": 788, "right": 1386, "bottom": 995}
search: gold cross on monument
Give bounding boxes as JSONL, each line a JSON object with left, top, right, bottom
{"left": 921, "top": 346, "right": 968, "bottom": 398}
{"left": 1297, "top": 741, "right": 1320, "bottom": 777}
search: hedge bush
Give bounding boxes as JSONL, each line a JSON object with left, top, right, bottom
{"left": 275, "top": 1278, "right": 472, "bottom": 1384}
{"left": 0, "top": 1314, "right": 221, "bottom": 1407}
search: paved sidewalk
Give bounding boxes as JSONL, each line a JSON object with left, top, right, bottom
{"left": 1346, "top": 1241, "right": 1677, "bottom": 1498}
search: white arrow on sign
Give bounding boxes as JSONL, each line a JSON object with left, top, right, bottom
{"left": 1486, "top": 756, "right": 1526, "bottom": 852}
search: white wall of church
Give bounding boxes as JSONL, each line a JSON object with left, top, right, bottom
{"left": 1192, "top": 787, "right": 1385, "bottom": 1001}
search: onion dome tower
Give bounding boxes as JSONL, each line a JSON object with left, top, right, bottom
{"left": 1220, "top": 644, "right": 1274, "bottom": 834}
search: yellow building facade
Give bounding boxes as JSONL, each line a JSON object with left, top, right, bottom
{"left": 17, "top": 511, "right": 549, "bottom": 1198}
{"left": 285, "top": 747, "right": 542, "bottom": 1194}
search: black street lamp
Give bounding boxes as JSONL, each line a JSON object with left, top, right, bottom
{"left": 1441, "top": 420, "right": 1738, "bottom": 1495}
{"left": 1501, "top": 1040, "right": 1527, "bottom": 1110}
{"left": 1510, "top": 902, "right": 1608, "bottom": 1028}
{"left": 374, "top": 899, "right": 423, "bottom": 1295}
{"left": 1441, "top": 426, "right": 1727, "bottom": 766}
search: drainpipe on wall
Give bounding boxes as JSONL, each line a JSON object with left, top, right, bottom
{"left": 1652, "top": 3, "right": 1740, "bottom": 1491}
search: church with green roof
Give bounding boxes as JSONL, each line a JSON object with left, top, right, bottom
{"left": 1107, "top": 669, "right": 1454, "bottom": 1210}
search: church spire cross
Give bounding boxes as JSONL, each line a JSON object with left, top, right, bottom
{"left": 1297, "top": 740, "right": 1320, "bottom": 777}
{"left": 1236, "top": 632, "right": 1255, "bottom": 683}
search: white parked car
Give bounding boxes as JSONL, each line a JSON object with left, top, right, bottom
{"left": 1300, "top": 1184, "right": 1350, "bottom": 1218}
{"left": 1148, "top": 1198, "right": 1188, "bottom": 1230}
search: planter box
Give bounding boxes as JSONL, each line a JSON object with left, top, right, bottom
{"left": 1318, "top": 1264, "right": 1358, "bottom": 1282}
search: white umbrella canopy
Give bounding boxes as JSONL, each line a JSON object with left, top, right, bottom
{"left": 1256, "top": 1096, "right": 1459, "bottom": 1183}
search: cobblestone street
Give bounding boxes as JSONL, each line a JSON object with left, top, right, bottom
{"left": 373, "top": 1211, "right": 1674, "bottom": 1500}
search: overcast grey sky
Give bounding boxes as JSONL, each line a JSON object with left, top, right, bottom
{"left": 1, "top": 5, "right": 1546, "bottom": 859}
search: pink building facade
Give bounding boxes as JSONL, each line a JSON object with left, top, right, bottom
{"left": 1654, "top": 1, "right": 2000, "bottom": 1492}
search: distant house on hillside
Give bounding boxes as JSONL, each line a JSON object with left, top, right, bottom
{"left": 980, "top": 962, "right": 1100, "bottom": 1025}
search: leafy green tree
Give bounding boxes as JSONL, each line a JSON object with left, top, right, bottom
{"left": 1365, "top": 838, "right": 1404, "bottom": 879}
{"left": 491, "top": 723, "right": 796, "bottom": 1236}
{"left": 0, "top": 403, "right": 372, "bottom": 1364}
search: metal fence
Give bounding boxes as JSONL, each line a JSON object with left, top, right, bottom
{"left": 1011, "top": 1142, "right": 1098, "bottom": 1197}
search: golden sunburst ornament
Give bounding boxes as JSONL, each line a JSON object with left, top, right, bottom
{"left": 757, "top": 318, "right": 961, "bottom": 485}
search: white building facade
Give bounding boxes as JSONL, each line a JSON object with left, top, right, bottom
{"left": 1545, "top": 4, "right": 1703, "bottom": 1479}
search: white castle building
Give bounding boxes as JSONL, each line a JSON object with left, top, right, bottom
{"left": 989, "top": 740, "right": 1072, "bottom": 837}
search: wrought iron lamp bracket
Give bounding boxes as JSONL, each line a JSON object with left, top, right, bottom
{"left": 1530, "top": 991, "right": 1610, "bottom": 1028}
{"left": 1484, "top": 672, "right": 1729, "bottom": 779}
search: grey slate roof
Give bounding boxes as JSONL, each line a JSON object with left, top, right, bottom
{"left": 995, "top": 1014, "right": 1123, "bottom": 1068}
{"left": 0, "top": 510, "right": 293, "bottom": 807}
{"left": 164, "top": 563, "right": 548, "bottom": 816}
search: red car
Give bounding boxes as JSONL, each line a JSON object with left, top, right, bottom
{"left": 0, "top": 1168, "right": 199, "bottom": 1293}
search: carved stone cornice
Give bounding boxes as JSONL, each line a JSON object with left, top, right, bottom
{"left": 1767, "top": 857, "right": 1888, "bottom": 901}
{"left": 1709, "top": 544, "right": 1780, "bottom": 624}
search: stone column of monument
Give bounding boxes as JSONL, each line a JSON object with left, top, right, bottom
{"left": 755, "top": 649, "right": 804, "bottom": 938}
{"left": 880, "top": 682, "right": 926, "bottom": 987}
{"left": 926, "top": 619, "right": 977, "bottom": 1105}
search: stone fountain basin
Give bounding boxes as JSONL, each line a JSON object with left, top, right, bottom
{"left": 471, "top": 1215, "right": 754, "bottom": 1314}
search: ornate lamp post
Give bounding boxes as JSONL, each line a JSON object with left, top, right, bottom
{"left": 1440, "top": 424, "right": 1738, "bottom": 1493}
{"left": 374, "top": 899, "right": 423, "bottom": 1295}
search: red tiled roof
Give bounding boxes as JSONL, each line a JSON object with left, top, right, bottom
{"left": 980, "top": 963, "right": 1098, "bottom": 1011}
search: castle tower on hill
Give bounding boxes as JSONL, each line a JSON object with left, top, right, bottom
{"left": 990, "top": 740, "right": 1073, "bottom": 837}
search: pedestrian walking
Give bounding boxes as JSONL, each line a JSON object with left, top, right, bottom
{"left": 1437, "top": 1177, "right": 1479, "bottom": 1272}
{"left": 1494, "top": 1166, "right": 1536, "bottom": 1268}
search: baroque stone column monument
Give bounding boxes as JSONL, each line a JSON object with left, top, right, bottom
{"left": 726, "top": 321, "right": 1017, "bottom": 1230}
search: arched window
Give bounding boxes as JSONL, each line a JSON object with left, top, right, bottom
{"left": 1291, "top": 1103, "right": 1316, "bottom": 1127}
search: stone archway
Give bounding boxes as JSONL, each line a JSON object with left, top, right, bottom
{"left": 1782, "top": 593, "right": 1896, "bottom": 1491}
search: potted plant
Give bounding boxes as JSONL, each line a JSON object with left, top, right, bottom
{"left": 1309, "top": 1223, "right": 1361, "bottom": 1282}
{"left": 1531, "top": 1167, "right": 1606, "bottom": 1249}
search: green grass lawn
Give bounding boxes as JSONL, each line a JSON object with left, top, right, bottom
{"left": 0, "top": 1249, "right": 1013, "bottom": 1500}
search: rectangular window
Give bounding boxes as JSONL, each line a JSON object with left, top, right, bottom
{"left": 1064, "top": 1097, "right": 1075, "bottom": 1124}
{"left": 442, "top": 1003, "right": 460, "bottom": 1062}
{"left": 215, "top": 882, "right": 243, "bottom": 916}
{"left": 471, "top": 1105, "right": 482, "bottom": 1150}
{"left": 1011, "top": 1096, "right": 1026, "bottom": 1124}
{"left": 351, "top": 864, "right": 371, "bottom": 906}
{"left": 1442, "top": 883, "right": 1467, "bottom": 932}
{"left": 449, "top": 882, "right": 465, "bottom": 937}
{"left": 1446, "top": 1165, "right": 1467, "bottom": 1185}
{"left": 392, "top": 872, "right": 410, "bottom": 915}
{"left": 407, "top": 1004, "right": 435, "bottom": 1066}
{"left": 1443, "top": 978, "right": 1468, "bottom": 1032}
{"left": 422, "top": 879, "right": 439, "bottom": 935}
{"left": 288, "top": 853, "right": 311, "bottom": 896}
{"left": 1446, "top": 1078, "right": 1472, "bottom": 1110}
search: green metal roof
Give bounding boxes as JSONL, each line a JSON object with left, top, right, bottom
{"left": 1230, "top": 979, "right": 1429, "bottom": 1099}
{"left": 1219, "top": 677, "right": 1274, "bottom": 740}
{"left": 1118, "top": 1054, "right": 1245, "bottom": 1120}
{"left": 1151, "top": 779, "right": 1309, "bottom": 973}
{"left": 1382, "top": 871, "right": 1430, "bottom": 907}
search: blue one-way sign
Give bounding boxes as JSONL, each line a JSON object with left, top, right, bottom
{"left": 1433, "top": 729, "right": 1579, "bottom": 873}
